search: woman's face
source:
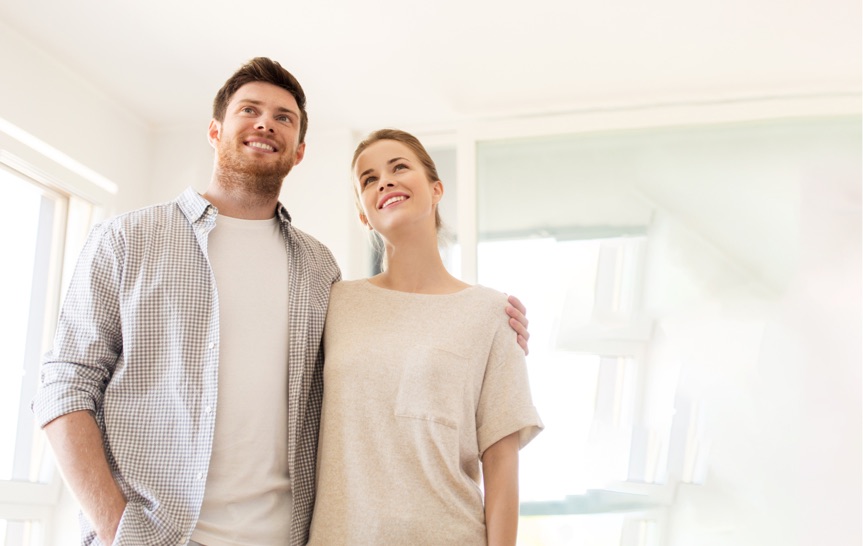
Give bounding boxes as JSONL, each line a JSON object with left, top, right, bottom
{"left": 354, "top": 139, "right": 443, "bottom": 236}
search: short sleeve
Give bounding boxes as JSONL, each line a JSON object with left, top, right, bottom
{"left": 475, "top": 317, "right": 543, "bottom": 456}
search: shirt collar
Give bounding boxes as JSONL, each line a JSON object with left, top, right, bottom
{"left": 176, "top": 187, "right": 214, "bottom": 224}
{"left": 176, "top": 186, "right": 293, "bottom": 225}
{"left": 275, "top": 202, "right": 293, "bottom": 225}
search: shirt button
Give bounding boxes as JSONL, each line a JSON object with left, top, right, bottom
{"left": 205, "top": 406, "right": 212, "bottom": 414}
{"left": 208, "top": 342, "right": 215, "bottom": 349}
{"left": 197, "top": 472, "right": 204, "bottom": 480}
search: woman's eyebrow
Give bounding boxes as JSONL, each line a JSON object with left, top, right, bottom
{"left": 358, "top": 157, "right": 409, "bottom": 179}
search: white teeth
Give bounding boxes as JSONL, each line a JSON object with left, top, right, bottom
{"left": 381, "top": 196, "right": 407, "bottom": 208}
{"left": 247, "top": 141, "right": 275, "bottom": 151}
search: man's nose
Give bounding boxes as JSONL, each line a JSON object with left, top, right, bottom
{"left": 255, "top": 118, "right": 274, "bottom": 132}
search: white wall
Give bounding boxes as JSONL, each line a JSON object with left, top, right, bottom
{"left": 148, "top": 124, "right": 214, "bottom": 204}
{"left": 280, "top": 127, "right": 371, "bottom": 280}
{"left": 0, "top": 20, "right": 151, "bottom": 214}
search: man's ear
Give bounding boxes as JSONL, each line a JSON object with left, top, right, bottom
{"left": 294, "top": 142, "right": 306, "bottom": 166}
{"left": 207, "top": 119, "right": 221, "bottom": 149}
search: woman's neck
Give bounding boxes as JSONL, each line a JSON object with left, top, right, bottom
{"left": 371, "top": 235, "right": 469, "bottom": 294}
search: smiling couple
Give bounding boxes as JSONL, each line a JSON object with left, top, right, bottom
{"left": 33, "top": 57, "right": 541, "bottom": 546}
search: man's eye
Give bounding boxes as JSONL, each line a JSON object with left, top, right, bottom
{"left": 242, "top": 107, "right": 255, "bottom": 114}
{"left": 277, "top": 115, "right": 291, "bottom": 123}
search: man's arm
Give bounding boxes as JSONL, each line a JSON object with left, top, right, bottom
{"left": 44, "top": 410, "right": 126, "bottom": 545}
{"left": 506, "top": 295, "right": 530, "bottom": 355}
{"left": 482, "top": 432, "right": 520, "bottom": 546}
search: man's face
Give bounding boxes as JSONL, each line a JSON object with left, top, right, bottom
{"left": 208, "top": 81, "right": 306, "bottom": 183}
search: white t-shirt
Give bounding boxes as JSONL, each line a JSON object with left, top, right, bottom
{"left": 192, "top": 214, "right": 291, "bottom": 546}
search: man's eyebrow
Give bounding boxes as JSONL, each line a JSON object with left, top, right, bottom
{"left": 275, "top": 106, "right": 299, "bottom": 117}
{"left": 236, "top": 99, "right": 299, "bottom": 117}
{"left": 358, "top": 157, "right": 410, "bottom": 180}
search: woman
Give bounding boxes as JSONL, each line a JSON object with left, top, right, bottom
{"left": 308, "top": 129, "right": 543, "bottom": 545}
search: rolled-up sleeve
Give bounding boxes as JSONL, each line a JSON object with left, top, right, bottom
{"left": 32, "top": 222, "right": 123, "bottom": 427}
{"left": 475, "top": 317, "right": 544, "bottom": 456}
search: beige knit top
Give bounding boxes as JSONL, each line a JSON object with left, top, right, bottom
{"left": 308, "top": 280, "right": 543, "bottom": 545}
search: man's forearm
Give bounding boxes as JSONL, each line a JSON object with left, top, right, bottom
{"left": 482, "top": 432, "right": 520, "bottom": 546}
{"left": 44, "top": 410, "right": 127, "bottom": 544}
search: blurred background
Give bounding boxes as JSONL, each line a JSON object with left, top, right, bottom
{"left": 0, "top": 1, "right": 859, "bottom": 544}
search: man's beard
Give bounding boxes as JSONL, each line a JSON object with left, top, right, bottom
{"left": 216, "top": 136, "right": 297, "bottom": 200}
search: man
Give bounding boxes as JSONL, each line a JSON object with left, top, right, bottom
{"left": 32, "top": 57, "right": 529, "bottom": 546}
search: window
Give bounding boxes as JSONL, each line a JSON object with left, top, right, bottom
{"left": 0, "top": 162, "right": 95, "bottom": 546}
{"left": 476, "top": 132, "right": 665, "bottom": 544}
{"left": 467, "top": 117, "right": 856, "bottom": 543}
{"left": 477, "top": 235, "right": 662, "bottom": 544}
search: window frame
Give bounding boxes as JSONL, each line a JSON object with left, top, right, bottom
{"left": 0, "top": 129, "right": 109, "bottom": 546}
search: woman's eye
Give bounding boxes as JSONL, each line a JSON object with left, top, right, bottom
{"left": 393, "top": 163, "right": 407, "bottom": 171}
{"left": 363, "top": 176, "right": 377, "bottom": 187}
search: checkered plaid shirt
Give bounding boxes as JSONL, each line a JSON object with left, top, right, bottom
{"left": 33, "top": 187, "right": 341, "bottom": 546}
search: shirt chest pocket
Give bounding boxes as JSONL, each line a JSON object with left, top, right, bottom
{"left": 394, "top": 346, "right": 469, "bottom": 429}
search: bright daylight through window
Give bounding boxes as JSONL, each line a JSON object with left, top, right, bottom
{"left": 0, "top": 163, "right": 95, "bottom": 546}
{"left": 1, "top": 173, "right": 44, "bottom": 483}
{"left": 479, "top": 236, "right": 658, "bottom": 546}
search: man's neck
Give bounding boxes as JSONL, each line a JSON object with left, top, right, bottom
{"left": 205, "top": 172, "right": 281, "bottom": 220}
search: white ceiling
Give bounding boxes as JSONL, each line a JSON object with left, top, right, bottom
{"left": 0, "top": 0, "right": 859, "bottom": 134}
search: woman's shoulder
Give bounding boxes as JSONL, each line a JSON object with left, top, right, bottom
{"left": 451, "top": 285, "right": 512, "bottom": 327}
{"left": 467, "top": 284, "right": 510, "bottom": 305}
{"left": 330, "top": 278, "right": 367, "bottom": 295}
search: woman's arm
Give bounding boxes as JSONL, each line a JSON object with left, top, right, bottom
{"left": 482, "top": 432, "right": 520, "bottom": 546}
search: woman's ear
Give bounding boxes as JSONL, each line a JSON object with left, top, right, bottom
{"left": 359, "top": 213, "right": 373, "bottom": 230}
{"left": 432, "top": 180, "right": 444, "bottom": 205}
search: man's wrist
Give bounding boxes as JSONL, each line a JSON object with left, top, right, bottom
{"left": 93, "top": 500, "right": 126, "bottom": 545}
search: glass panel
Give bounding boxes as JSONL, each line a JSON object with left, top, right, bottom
{"left": 518, "top": 513, "right": 624, "bottom": 546}
{"left": 0, "top": 173, "right": 44, "bottom": 482}
{"left": 478, "top": 238, "right": 644, "bottom": 500}
{"left": 476, "top": 116, "right": 860, "bottom": 546}
{"left": 0, "top": 165, "right": 88, "bottom": 485}
{"left": 476, "top": 132, "right": 653, "bottom": 241}
{"left": 518, "top": 512, "right": 661, "bottom": 546}
{"left": 1, "top": 520, "right": 40, "bottom": 546}
{"left": 0, "top": 165, "right": 95, "bottom": 544}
